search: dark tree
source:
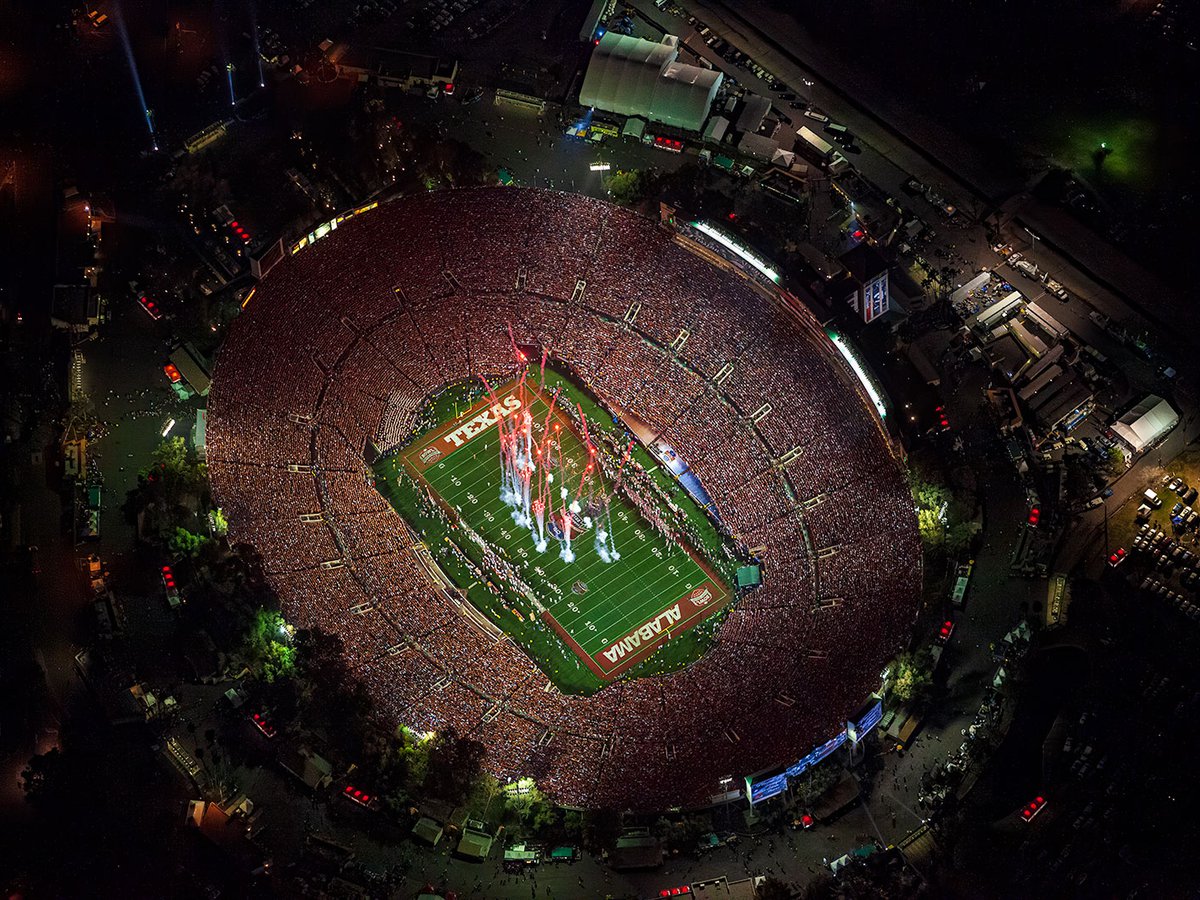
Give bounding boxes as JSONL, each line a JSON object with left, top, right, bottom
{"left": 20, "top": 748, "right": 73, "bottom": 812}
{"left": 423, "top": 727, "right": 486, "bottom": 803}
{"left": 294, "top": 627, "right": 374, "bottom": 758}
{"left": 758, "top": 876, "right": 799, "bottom": 900}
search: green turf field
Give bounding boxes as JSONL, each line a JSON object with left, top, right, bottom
{"left": 372, "top": 370, "right": 736, "bottom": 693}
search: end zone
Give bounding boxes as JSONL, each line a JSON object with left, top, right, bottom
{"left": 543, "top": 578, "right": 731, "bottom": 680}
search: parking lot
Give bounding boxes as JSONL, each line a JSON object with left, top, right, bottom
{"left": 1109, "top": 448, "right": 1200, "bottom": 556}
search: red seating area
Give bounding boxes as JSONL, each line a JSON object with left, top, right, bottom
{"left": 206, "top": 187, "right": 920, "bottom": 810}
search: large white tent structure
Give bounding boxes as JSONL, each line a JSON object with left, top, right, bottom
{"left": 1111, "top": 394, "right": 1178, "bottom": 453}
{"left": 579, "top": 34, "right": 723, "bottom": 132}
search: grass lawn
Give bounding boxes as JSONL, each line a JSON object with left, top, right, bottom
{"left": 373, "top": 368, "right": 738, "bottom": 694}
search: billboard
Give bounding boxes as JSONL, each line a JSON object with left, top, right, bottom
{"left": 785, "top": 731, "right": 847, "bottom": 780}
{"left": 847, "top": 698, "right": 883, "bottom": 744}
{"left": 746, "top": 728, "right": 852, "bottom": 805}
{"left": 745, "top": 772, "right": 788, "bottom": 805}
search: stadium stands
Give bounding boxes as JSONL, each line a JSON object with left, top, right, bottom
{"left": 206, "top": 187, "right": 920, "bottom": 810}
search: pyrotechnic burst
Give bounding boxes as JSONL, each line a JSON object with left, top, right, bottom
{"left": 480, "top": 337, "right": 615, "bottom": 567}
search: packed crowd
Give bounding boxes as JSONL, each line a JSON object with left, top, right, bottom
{"left": 206, "top": 188, "right": 921, "bottom": 810}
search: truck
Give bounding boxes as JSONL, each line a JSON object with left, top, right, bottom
{"left": 825, "top": 122, "right": 852, "bottom": 146}
{"left": 796, "top": 125, "right": 834, "bottom": 162}
{"left": 1014, "top": 258, "right": 1041, "bottom": 279}
{"left": 950, "top": 559, "right": 973, "bottom": 609}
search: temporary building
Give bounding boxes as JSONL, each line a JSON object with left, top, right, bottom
{"left": 579, "top": 34, "right": 723, "bottom": 132}
{"left": 734, "top": 93, "right": 772, "bottom": 133}
{"left": 737, "top": 132, "right": 779, "bottom": 161}
{"left": 1111, "top": 394, "right": 1178, "bottom": 453}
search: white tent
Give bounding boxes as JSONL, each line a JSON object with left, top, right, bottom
{"left": 1111, "top": 394, "right": 1178, "bottom": 453}
{"left": 770, "top": 147, "right": 796, "bottom": 167}
{"left": 579, "top": 34, "right": 723, "bottom": 132}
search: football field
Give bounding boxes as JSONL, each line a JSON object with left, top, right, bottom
{"left": 395, "top": 376, "right": 730, "bottom": 679}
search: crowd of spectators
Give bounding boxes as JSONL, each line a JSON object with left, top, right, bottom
{"left": 205, "top": 187, "right": 921, "bottom": 809}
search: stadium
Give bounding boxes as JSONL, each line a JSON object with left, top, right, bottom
{"left": 206, "top": 187, "right": 921, "bottom": 810}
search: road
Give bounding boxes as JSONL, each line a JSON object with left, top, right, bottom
{"left": 670, "top": 0, "right": 1183, "bottom": 318}
{"left": 631, "top": 0, "right": 1002, "bottom": 215}
{"left": 636, "top": 0, "right": 1188, "bottom": 350}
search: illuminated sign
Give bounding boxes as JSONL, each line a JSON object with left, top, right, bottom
{"left": 747, "top": 727, "right": 853, "bottom": 804}
{"left": 139, "top": 295, "right": 163, "bottom": 320}
{"left": 289, "top": 203, "right": 381, "bottom": 255}
{"left": 786, "top": 730, "right": 847, "bottom": 780}
{"left": 847, "top": 698, "right": 883, "bottom": 743}
{"left": 343, "top": 784, "right": 375, "bottom": 808}
{"left": 746, "top": 772, "right": 788, "bottom": 804}
{"left": 691, "top": 221, "right": 780, "bottom": 283}
{"left": 1047, "top": 573, "right": 1066, "bottom": 626}
{"left": 828, "top": 332, "right": 887, "bottom": 419}
{"left": 1020, "top": 796, "right": 1047, "bottom": 822}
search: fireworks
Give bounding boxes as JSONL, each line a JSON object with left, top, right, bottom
{"left": 482, "top": 342, "right": 618, "bottom": 566}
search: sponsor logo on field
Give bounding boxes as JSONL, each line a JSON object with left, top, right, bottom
{"left": 689, "top": 586, "right": 713, "bottom": 606}
{"left": 572, "top": 580, "right": 589, "bottom": 595}
{"left": 600, "top": 603, "right": 682, "bottom": 665}
{"left": 441, "top": 394, "right": 522, "bottom": 449}
{"left": 419, "top": 446, "right": 443, "bottom": 465}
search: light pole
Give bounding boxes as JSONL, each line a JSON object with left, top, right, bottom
{"left": 1103, "top": 497, "right": 1109, "bottom": 558}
